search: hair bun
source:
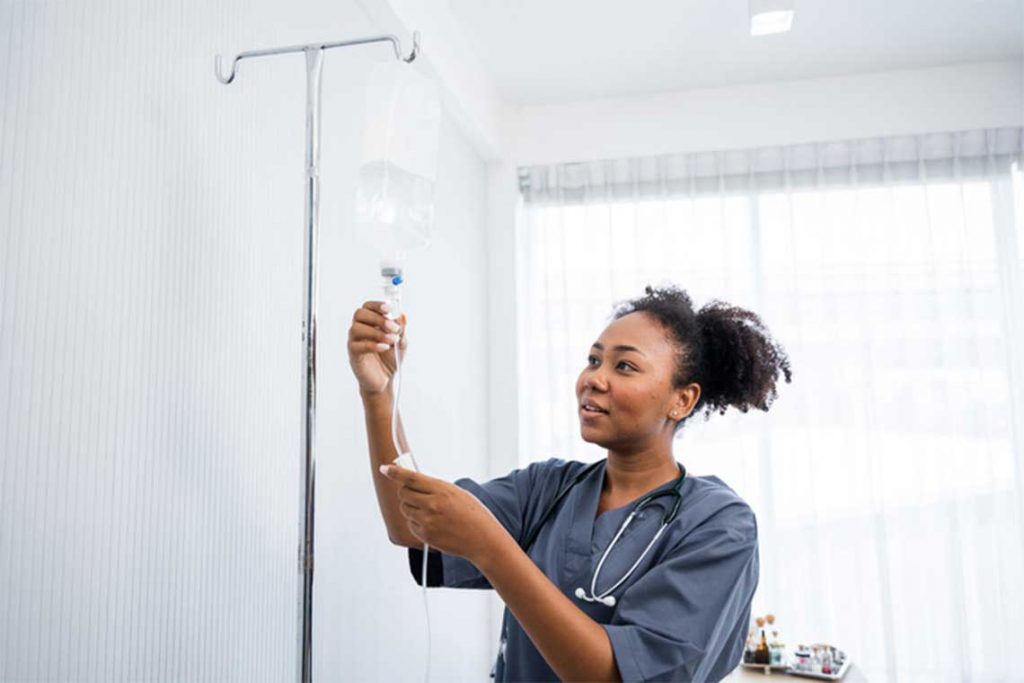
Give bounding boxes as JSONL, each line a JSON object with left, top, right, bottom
{"left": 696, "top": 300, "right": 792, "bottom": 415}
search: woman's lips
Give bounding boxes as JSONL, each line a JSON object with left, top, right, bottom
{"left": 579, "top": 406, "right": 608, "bottom": 420}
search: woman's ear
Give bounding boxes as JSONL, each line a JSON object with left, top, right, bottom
{"left": 674, "top": 383, "right": 701, "bottom": 418}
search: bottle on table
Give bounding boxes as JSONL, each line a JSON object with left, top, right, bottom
{"left": 754, "top": 627, "right": 771, "bottom": 665}
{"left": 765, "top": 613, "right": 784, "bottom": 665}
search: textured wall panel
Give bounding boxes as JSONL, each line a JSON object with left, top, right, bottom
{"left": 0, "top": 1, "right": 495, "bottom": 681}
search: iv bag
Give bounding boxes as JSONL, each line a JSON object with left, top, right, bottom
{"left": 355, "top": 60, "right": 441, "bottom": 262}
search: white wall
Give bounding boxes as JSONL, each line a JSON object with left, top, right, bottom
{"left": 509, "top": 60, "right": 1024, "bottom": 166}
{"left": 0, "top": 0, "right": 493, "bottom": 681}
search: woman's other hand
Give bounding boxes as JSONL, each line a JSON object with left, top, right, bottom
{"left": 378, "top": 464, "right": 510, "bottom": 562}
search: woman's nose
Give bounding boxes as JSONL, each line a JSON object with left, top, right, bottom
{"left": 584, "top": 372, "right": 607, "bottom": 391}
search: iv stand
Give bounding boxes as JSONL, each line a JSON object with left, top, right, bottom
{"left": 214, "top": 32, "right": 420, "bottom": 683}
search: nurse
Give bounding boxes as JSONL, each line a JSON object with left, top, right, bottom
{"left": 349, "top": 284, "right": 792, "bottom": 682}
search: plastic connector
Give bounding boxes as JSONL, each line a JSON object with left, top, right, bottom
{"left": 381, "top": 262, "right": 404, "bottom": 320}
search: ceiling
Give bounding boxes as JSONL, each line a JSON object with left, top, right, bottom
{"left": 445, "top": 0, "right": 1024, "bottom": 105}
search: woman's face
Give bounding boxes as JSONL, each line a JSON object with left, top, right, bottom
{"left": 575, "top": 311, "right": 696, "bottom": 451}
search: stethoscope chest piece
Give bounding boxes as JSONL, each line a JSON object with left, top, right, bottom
{"left": 575, "top": 585, "right": 617, "bottom": 607}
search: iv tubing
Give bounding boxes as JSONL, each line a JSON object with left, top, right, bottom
{"left": 389, "top": 325, "right": 432, "bottom": 683}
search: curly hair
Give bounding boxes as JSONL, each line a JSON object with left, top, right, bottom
{"left": 611, "top": 284, "right": 792, "bottom": 431}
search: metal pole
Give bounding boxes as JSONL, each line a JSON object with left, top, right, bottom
{"left": 297, "top": 46, "right": 323, "bottom": 683}
{"left": 213, "top": 33, "right": 419, "bottom": 683}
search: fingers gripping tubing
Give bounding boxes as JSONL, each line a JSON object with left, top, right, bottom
{"left": 393, "top": 451, "right": 419, "bottom": 472}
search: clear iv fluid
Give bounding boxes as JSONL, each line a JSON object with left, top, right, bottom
{"left": 356, "top": 59, "right": 439, "bottom": 266}
{"left": 355, "top": 159, "right": 433, "bottom": 259}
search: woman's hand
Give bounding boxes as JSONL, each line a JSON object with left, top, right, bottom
{"left": 347, "top": 301, "right": 408, "bottom": 397}
{"left": 379, "top": 464, "right": 510, "bottom": 562}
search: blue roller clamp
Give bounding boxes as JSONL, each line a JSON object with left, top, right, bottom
{"left": 392, "top": 275, "right": 404, "bottom": 285}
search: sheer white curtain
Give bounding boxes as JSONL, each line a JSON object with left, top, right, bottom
{"left": 516, "top": 128, "right": 1024, "bottom": 683}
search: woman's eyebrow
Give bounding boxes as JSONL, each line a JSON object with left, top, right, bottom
{"left": 591, "top": 342, "right": 647, "bottom": 358}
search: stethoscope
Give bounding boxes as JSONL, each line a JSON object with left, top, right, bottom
{"left": 491, "top": 459, "right": 686, "bottom": 679}
{"left": 522, "top": 458, "right": 687, "bottom": 607}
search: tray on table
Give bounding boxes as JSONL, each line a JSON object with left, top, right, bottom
{"left": 784, "top": 657, "right": 850, "bottom": 680}
{"left": 739, "top": 657, "right": 851, "bottom": 680}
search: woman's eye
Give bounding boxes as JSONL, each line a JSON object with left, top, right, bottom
{"left": 587, "top": 356, "right": 633, "bottom": 371}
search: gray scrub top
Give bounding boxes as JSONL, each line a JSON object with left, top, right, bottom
{"left": 408, "top": 457, "right": 759, "bottom": 682}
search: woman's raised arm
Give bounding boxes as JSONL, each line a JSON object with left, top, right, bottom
{"left": 346, "top": 300, "right": 420, "bottom": 548}
{"left": 361, "top": 391, "right": 421, "bottom": 547}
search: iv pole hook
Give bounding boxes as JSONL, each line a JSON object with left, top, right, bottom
{"left": 214, "top": 31, "right": 420, "bottom": 85}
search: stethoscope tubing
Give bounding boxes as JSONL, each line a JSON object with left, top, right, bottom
{"left": 575, "top": 474, "right": 685, "bottom": 606}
